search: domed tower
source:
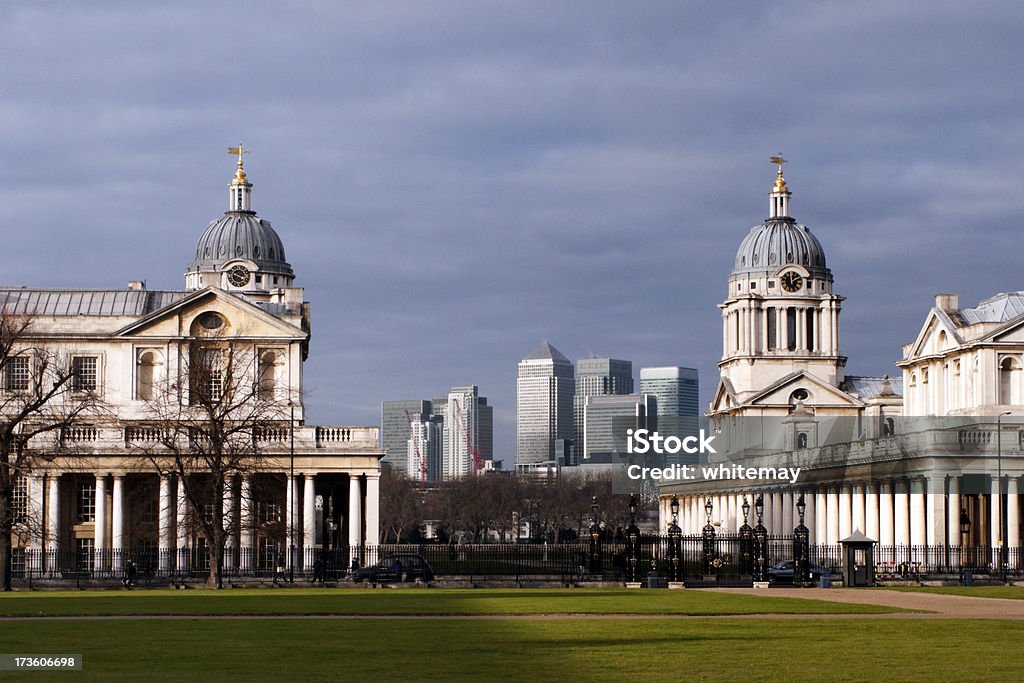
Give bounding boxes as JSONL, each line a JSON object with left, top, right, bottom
{"left": 185, "top": 146, "right": 295, "bottom": 296}
{"left": 713, "top": 158, "right": 846, "bottom": 413}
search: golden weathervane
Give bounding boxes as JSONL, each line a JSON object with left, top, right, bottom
{"left": 227, "top": 143, "right": 251, "bottom": 183}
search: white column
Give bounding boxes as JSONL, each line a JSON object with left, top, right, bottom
{"left": 926, "top": 477, "right": 944, "bottom": 547}
{"left": 223, "top": 476, "right": 236, "bottom": 571}
{"left": 866, "top": 482, "right": 880, "bottom": 541}
{"left": 112, "top": 475, "right": 125, "bottom": 571}
{"left": 303, "top": 474, "right": 316, "bottom": 552}
{"left": 285, "top": 474, "right": 296, "bottom": 569}
{"left": 782, "top": 491, "right": 793, "bottom": 534}
{"left": 94, "top": 474, "right": 107, "bottom": 572}
{"left": 802, "top": 490, "right": 815, "bottom": 543}
{"left": 894, "top": 479, "right": 910, "bottom": 546}
{"left": 815, "top": 488, "right": 828, "bottom": 545}
{"left": 176, "top": 477, "right": 188, "bottom": 571}
{"left": 879, "top": 481, "right": 895, "bottom": 545}
{"left": 838, "top": 485, "right": 852, "bottom": 540}
{"left": 28, "top": 476, "right": 44, "bottom": 550}
{"left": 239, "top": 475, "right": 253, "bottom": 571}
{"left": 158, "top": 475, "right": 172, "bottom": 570}
{"left": 947, "top": 476, "right": 961, "bottom": 549}
{"left": 47, "top": 474, "right": 60, "bottom": 552}
{"left": 826, "top": 487, "right": 840, "bottom": 545}
{"left": 365, "top": 474, "right": 380, "bottom": 546}
{"left": 991, "top": 477, "right": 1002, "bottom": 558}
{"left": 851, "top": 483, "right": 865, "bottom": 534}
{"left": 1008, "top": 478, "right": 1020, "bottom": 552}
{"left": 348, "top": 475, "right": 363, "bottom": 563}
{"left": 763, "top": 492, "right": 774, "bottom": 534}
{"left": 910, "top": 478, "right": 926, "bottom": 561}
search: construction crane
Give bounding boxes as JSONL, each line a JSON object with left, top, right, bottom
{"left": 450, "top": 398, "right": 482, "bottom": 474}
{"left": 404, "top": 410, "right": 428, "bottom": 486}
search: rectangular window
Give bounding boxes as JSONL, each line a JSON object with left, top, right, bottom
{"left": 77, "top": 481, "right": 96, "bottom": 522}
{"left": 190, "top": 348, "right": 223, "bottom": 403}
{"left": 76, "top": 538, "right": 94, "bottom": 570}
{"left": 72, "top": 356, "right": 98, "bottom": 391}
{"left": 787, "top": 307, "right": 797, "bottom": 351}
{"left": 766, "top": 307, "right": 777, "bottom": 350}
{"left": 5, "top": 356, "right": 29, "bottom": 391}
{"left": 12, "top": 476, "right": 28, "bottom": 522}
{"left": 806, "top": 309, "right": 815, "bottom": 352}
{"left": 259, "top": 501, "right": 281, "bottom": 525}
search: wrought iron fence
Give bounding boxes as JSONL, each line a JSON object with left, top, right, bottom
{"left": 9, "top": 539, "right": 1023, "bottom": 586}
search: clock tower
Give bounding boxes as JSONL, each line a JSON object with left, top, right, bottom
{"left": 710, "top": 159, "right": 848, "bottom": 417}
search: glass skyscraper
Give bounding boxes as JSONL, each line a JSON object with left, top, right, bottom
{"left": 516, "top": 342, "right": 574, "bottom": 465}
{"left": 639, "top": 366, "right": 699, "bottom": 464}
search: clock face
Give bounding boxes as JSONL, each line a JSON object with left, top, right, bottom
{"left": 227, "top": 265, "right": 250, "bottom": 288}
{"left": 781, "top": 271, "right": 803, "bottom": 293}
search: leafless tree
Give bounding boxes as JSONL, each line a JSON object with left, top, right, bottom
{"left": 135, "top": 332, "right": 293, "bottom": 589}
{"left": 0, "top": 311, "right": 99, "bottom": 591}
{"left": 379, "top": 468, "right": 425, "bottom": 543}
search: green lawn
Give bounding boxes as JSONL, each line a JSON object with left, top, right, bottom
{"left": 887, "top": 585, "right": 1024, "bottom": 600}
{"left": 0, "top": 588, "right": 899, "bottom": 617}
{"left": 1, "top": 618, "right": 1022, "bottom": 681}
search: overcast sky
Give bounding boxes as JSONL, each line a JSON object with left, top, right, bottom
{"left": 2, "top": 2, "right": 1023, "bottom": 461}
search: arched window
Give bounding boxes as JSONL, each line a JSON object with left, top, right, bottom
{"left": 797, "top": 432, "right": 808, "bottom": 449}
{"left": 136, "top": 350, "right": 162, "bottom": 401}
{"left": 1000, "top": 357, "right": 1020, "bottom": 405}
{"left": 258, "top": 351, "right": 283, "bottom": 401}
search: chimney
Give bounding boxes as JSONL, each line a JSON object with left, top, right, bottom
{"left": 935, "top": 293, "right": 958, "bottom": 312}
{"left": 127, "top": 280, "right": 146, "bottom": 291}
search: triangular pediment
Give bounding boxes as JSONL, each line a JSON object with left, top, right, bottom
{"left": 115, "top": 287, "right": 305, "bottom": 339}
{"left": 743, "top": 371, "right": 864, "bottom": 409}
{"left": 710, "top": 377, "right": 738, "bottom": 413}
{"left": 906, "top": 308, "right": 963, "bottom": 359}
{"left": 985, "top": 313, "right": 1024, "bottom": 344}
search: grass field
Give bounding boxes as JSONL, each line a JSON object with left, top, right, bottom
{"left": 0, "top": 587, "right": 899, "bottom": 617}
{"left": 2, "top": 589, "right": 1022, "bottom": 681}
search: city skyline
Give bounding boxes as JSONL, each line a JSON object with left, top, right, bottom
{"left": 3, "top": 3, "right": 1024, "bottom": 459}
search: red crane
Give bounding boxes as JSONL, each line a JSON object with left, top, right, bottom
{"left": 450, "top": 398, "right": 482, "bottom": 474}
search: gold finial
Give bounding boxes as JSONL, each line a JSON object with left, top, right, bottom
{"left": 227, "top": 143, "right": 252, "bottom": 184}
{"left": 770, "top": 154, "right": 788, "bottom": 192}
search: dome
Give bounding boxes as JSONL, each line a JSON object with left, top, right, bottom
{"left": 732, "top": 218, "right": 828, "bottom": 278}
{"left": 189, "top": 211, "right": 294, "bottom": 277}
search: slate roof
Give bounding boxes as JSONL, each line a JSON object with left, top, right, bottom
{"left": 840, "top": 375, "right": 903, "bottom": 399}
{"left": 958, "top": 292, "right": 1024, "bottom": 325}
{"left": 0, "top": 289, "right": 189, "bottom": 317}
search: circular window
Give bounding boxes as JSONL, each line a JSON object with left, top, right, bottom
{"left": 253, "top": 245, "right": 261, "bottom": 258}
{"left": 235, "top": 246, "right": 243, "bottom": 257}
{"left": 791, "top": 388, "right": 809, "bottom": 402}
{"left": 227, "top": 265, "right": 250, "bottom": 287}
{"left": 198, "top": 312, "right": 224, "bottom": 330}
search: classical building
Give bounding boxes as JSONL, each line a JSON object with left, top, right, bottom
{"left": 661, "top": 162, "right": 1022, "bottom": 567}
{"left": 4, "top": 151, "right": 383, "bottom": 577}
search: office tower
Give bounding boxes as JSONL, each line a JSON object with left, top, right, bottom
{"left": 407, "top": 416, "right": 443, "bottom": 482}
{"left": 574, "top": 358, "right": 633, "bottom": 463}
{"left": 583, "top": 394, "right": 656, "bottom": 459}
{"left": 443, "top": 385, "right": 480, "bottom": 478}
{"left": 476, "top": 396, "right": 493, "bottom": 464}
{"left": 380, "top": 400, "right": 431, "bottom": 471}
{"left": 639, "top": 366, "right": 699, "bottom": 464}
{"left": 516, "top": 342, "right": 574, "bottom": 465}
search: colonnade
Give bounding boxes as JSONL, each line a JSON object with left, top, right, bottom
{"left": 662, "top": 475, "right": 1022, "bottom": 552}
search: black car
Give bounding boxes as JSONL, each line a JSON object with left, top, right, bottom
{"left": 767, "top": 560, "right": 828, "bottom": 585}
{"left": 354, "top": 553, "right": 434, "bottom": 583}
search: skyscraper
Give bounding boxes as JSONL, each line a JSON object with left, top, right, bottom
{"left": 380, "top": 400, "right": 431, "bottom": 471}
{"left": 407, "top": 416, "right": 443, "bottom": 482}
{"left": 443, "top": 385, "right": 480, "bottom": 478}
{"left": 574, "top": 358, "right": 633, "bottom": 464}
{"left": 639, "top": 366, "right": 699, "bottom": 464}
{"left": 516, "top": 342, "right": 574, "bottom": 465}
{"left": 583, "top": 393, "right": 655, "bottom": 460}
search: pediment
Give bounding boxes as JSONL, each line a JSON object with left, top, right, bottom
{"left": 906, "top": 309, "right": 962, "bottom": 359}
{"left": 710, "top": 378, "right": 738, "bottom": 413}
{"left": 743, "top": 371, "right": 864, "bottom": 408}
{"left": 115, "top": 288, "right": 305, "bottom": 339}
{"left": 986, "top": 315, "right": 1024, "bottom": 344}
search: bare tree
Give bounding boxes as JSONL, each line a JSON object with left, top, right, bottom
{"left": 136, "top": 333, "right": 292, "bottom": 589}
{"left": 0, "top": 311, "right": 98, "bottom": 591}
{"left": 379, "top": 468, "right": 424, "bottom": 543}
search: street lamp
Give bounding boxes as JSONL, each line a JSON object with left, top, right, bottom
{"left": 793, "top": 493, "right": 810, "bottom": 586}
{"left": 753, "top": 495, "right": 768, "bottom": 582}
{"left": 667, "top": 495, "right": 682, "bottom": 582}
{"left": 702, "top": 498, "right": 716, "bottom": 576}
{"left": 738, "top": 496, "right": 753, "bottom": 577}
{"left": 625, "top": 494, "right": 641, "bottom": 582}
{"left": 589, "top": 496, "right": 602, "bottom": 575}
{"left": 997, "top": 411, "right": 1012, "bottom": 581}
{"left": 289, "top": 401, "right": 296, "bottom": 583}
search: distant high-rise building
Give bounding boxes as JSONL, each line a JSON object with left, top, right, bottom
{"left": 443, "top": 385, "right": 480, "bottom": 478}
{"left": 517, "top": 342, "right": 574, "bottom": 465}
{"left": 476, "top": 396, "right": 493, "bottom": 464}
{"left": 407, "top": 416, "right": 443, "bottom": 482}
{"left": 583, "top": 393, "right": 656, "bottom": 460}
{"left": 574, "top": 358, "right": 633, "bottom": 464}
{"left": 639, "top": 366, "right": 699, "bottom": 464}
{"left": 380, "top": 400, "right": 431, "bottom": 471}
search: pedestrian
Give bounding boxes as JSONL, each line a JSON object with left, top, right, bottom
{"left": 127, "top": 559, "right": 138, "bottom": 588}
{"left": 275, "top": 555, "right": 285, "bottom": 585}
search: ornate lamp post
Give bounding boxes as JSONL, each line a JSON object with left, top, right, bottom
{"left": 738, "top": 496, "right": 753, "bottom": 577}
{"left": 702, "top": 497, "right": 716, "bottom": 576}
{"left": 753, "top": 495, "right": 769, "bottom": 582}
{"left": 625, "top": 494, "right": 641, "bottom": 582}
{"left": 588, "top": 496, "right": 603, "bottom": 576}
{"left": 667, "top": 495, "right": 682, "bottom": 582}
{"left": 793, "top": 493, "right": 810, "bottom": 586}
